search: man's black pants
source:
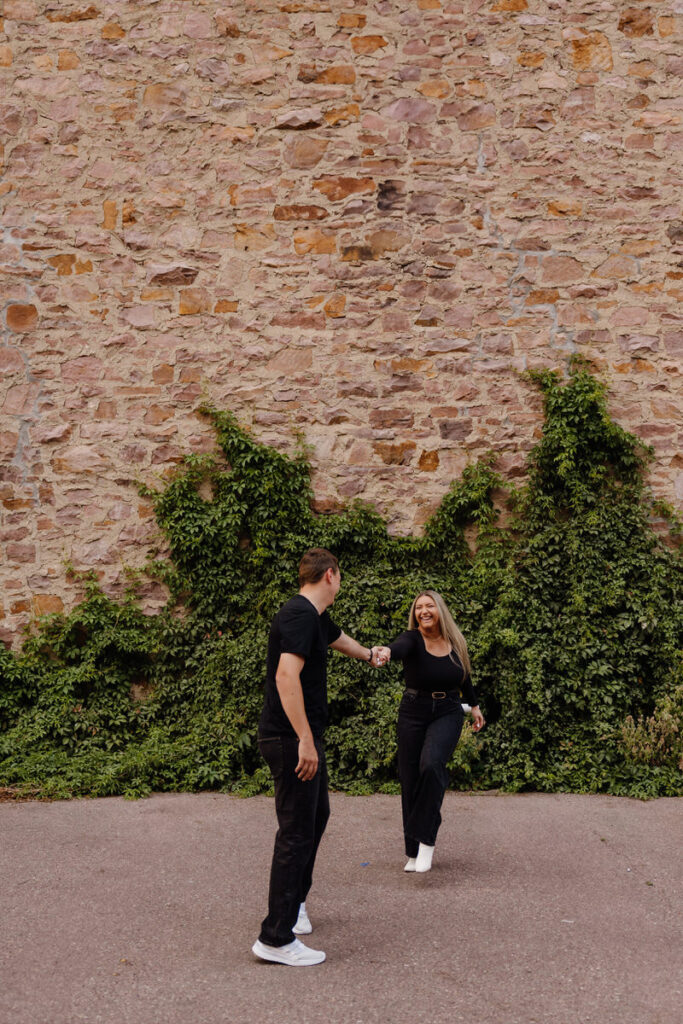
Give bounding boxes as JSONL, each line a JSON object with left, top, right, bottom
{"left": 397, "top": 692, "right": 464, "bottom": 857}
{"left": 258, "top": 734, "right": 330, "bottom": 947}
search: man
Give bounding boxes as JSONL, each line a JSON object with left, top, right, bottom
{"left": 252, "top": 548, "right": 384, "bottom": 966}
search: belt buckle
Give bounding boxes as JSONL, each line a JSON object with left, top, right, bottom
{"left": 431, "top": 691, "right": 447, "bottom": 700}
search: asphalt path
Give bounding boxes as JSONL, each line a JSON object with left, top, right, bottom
{"left": 1, "top": 791, "right": 681, "bottom": 1024}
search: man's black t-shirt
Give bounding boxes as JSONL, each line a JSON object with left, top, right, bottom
{"left": 258, "top": 594, "right": 342, "bottom": 739}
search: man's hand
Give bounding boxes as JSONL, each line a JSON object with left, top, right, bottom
{"left": 296, "top": 734, "right": 319, "bottom": 781}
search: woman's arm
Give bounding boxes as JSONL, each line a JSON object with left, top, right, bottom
{"left": 462, "top": 674, "right": 485, "bottom": 731}
{"left": 386, "top": 630, "right": 417, "bottom": 662}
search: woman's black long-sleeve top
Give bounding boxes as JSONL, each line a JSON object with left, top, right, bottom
{"left": 388, "top": 630, "right": 479, "bottom": 706}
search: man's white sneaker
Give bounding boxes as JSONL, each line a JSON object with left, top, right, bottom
{"left": 404, "top": 857, "right": 417, "bottom": 872}
{"left": 293, "top": 902, "right": 312, "bottom": 934}
{"left": 252, "top": 938, "right": 325, "bottom": 966}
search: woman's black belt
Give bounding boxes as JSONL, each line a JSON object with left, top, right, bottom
{"left": 404, "top": 688, "right": 461, "bottom": 700}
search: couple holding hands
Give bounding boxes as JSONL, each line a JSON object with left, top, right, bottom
{"left": 252, "top": 548, "right": 485, "bottom": 967}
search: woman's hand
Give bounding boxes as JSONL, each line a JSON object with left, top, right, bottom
{"left": 471, "top": 706, "right": 485, "bottom": 732}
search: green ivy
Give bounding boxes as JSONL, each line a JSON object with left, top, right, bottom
{"left": 1, "top": 361, "right": 681, "bottom": 800}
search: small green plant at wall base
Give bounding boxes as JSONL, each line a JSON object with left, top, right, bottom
{"left": 0, "top": 361, "right": 681, "bottom": 799}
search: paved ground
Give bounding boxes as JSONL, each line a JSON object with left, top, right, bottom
{"left": 1, "top": 791, "right": 681, "bottom": 1024}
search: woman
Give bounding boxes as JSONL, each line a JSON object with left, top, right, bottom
{"left": 376, "top": 591, "right": 484, "bottom": 873}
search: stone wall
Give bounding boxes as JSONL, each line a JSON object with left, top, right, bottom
{"left": 1, "top": 0, "right": 681, "bottom": 644}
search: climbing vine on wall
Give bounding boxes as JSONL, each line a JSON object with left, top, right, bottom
{"left": 1, "top": 361, "right": 681, "bottom": 799}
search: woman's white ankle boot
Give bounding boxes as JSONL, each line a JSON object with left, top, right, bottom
{"left": 415, "top": 843, "right": 434, "bottom": 872}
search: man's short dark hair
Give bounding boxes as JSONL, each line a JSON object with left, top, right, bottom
{"left": 298, "top": 548, "right": 339, "bottom": 586}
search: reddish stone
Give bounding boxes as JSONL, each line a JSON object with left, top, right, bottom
{"left": 0, "top": 431, "right": 18, "bottom": 455}
{"left": 663, "top": 331, "right": 683, "bottom": 355}
{"left": 33, "top": 594, "right": 64, "bottom": 616}
{"left": 618, "top": 9, "right": 654, "bottom": 37}
{"left": 541, "top": 256, "right": 583, "bottom": 285}
{"left": 315, "top": 66, "right": 356, "bottom": 85}
{"left": 369, "top": 409, "right": 414, "bottom": 428}
{"left": 270, "top": 312, "right": 325, "bottom": 329}
{"left": 34, "top": 423, "right": 71, "bottom": 443}
{"left": 517, "top": 52, "right": 545, "bottom": 69}
{"left": 457, "top": 103, "right": 497, "bottom": 131}
{"left": 275, "top": 108, "right": 323, "bottom": 129}
{"left": 518, "top": 107, "right": 556, "bottom": 130}
{"left": 284, "top": 137, "right": 329, "bottom": 169}
{"left": 526, "top": 289, "right": 560, "bottom": 305}
{"left": 548, "top": 200, "right": 583, "bottom": 217}
{"left": 293, "top": 229, "right": 336, "bottom": 255}
{"left": 313, "top": 177, "right": 375, "bottom": 202}
{"left": 419, "top": 450, "right": 439, "bottom": 472}
{"left": 268, "top": 348, "right": 313, "bottom": 371}
{"left": 569, "top": 32, "right": 613, "bottom": 71}
{"left": 4, "top": 384, "right": 39, "bottom": 415}
{"left": 341, "top": 245, "right": 376, "bottom": 262}
{"left": 179, "top": 288, "right": 211, "bottom": 315}
{"left": 4, "top": 1, "right": 39, "bottom": 19}
{"left": 592, "top": 255, "right": 636, "bottom": 280}
{"left": 215, "top": 12, "right": 240, "bottom": 36}
{"left": 46, "top": 5, "right": 98, "bottom": 22}
{"left": 418, "top": 80, "right": 452, "bottom": 99}
{"left": 102, "top": 22, "right": 125, "bottom": 40}
{"left": 143, "top": 84, "right": 186, "bottom": 108}
{"left": 366, "top": 230, "right": 410, "bottom": 256}
{"left": 324, "top": 104, "right": 361, "bottom": 126}
{"left": 373, "top": 441, "right": 416, "bottom": 465}
{"left": 6, "top": 543, "right": 36, "bottom": 563}
{"left": 338, "top": 13, "right": 366, "bottom": 27}
{"left": 0, "top": 348, "right": 24, "bottom": 373}
{"left": 48, "top": 254, "right": 75, "bottom": 275}
{"left": 617, "top": 334, "right": 659, "bottom": 355}
{"left": 95, "top": 400, "right": 117, "bottom": 419}
{"left": 635, "top": 424, "right": 676, "bottom": 440}
{"left": 148, "top": 264, "right": 198, "bottom": 285}
{"left": 145, "top": 405, "right": 174, "bottom": 425}
{"left": 62, "top": 357, "right": 103, "bottom": 382}
{"left": 234, "top": 224, "right": 276, "bottom": 251}
{"left": 52, "top": 447, "right": 107, "bottom": 473}
{"left": 6, "top": 304, "right": 37, "bottom": 332}
{"left": 439, "top": 419, "right": 473, "bottom": 441}
{"left": 324, "top": 294, "right": 346, "bottom": 318}
{"left": 382, "top": 98, "right": 436, "bottom": 123}
{"left": 351, "top": 36, "right": 388, "bottom": 55}
{"left": 274, "top": 205, "right": 328, "bottom": 221}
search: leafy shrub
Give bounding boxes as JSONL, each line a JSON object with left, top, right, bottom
{"left": 1, "top": 361, "right": 681, "bottom": 798}
{"left": 620, "top": 684, "right": 683, "bottom": 770}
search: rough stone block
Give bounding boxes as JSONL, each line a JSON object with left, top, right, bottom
{"left": 351, "top": 36, "right": 388, "bottom": 55}
{"left": 313, "top": 176, "right": 375, "bottom": 201}
{"left": 373, "top": 441, "right": 416, "bottom": 465}
{"left": 6, "top": 304, "right": 37, "bottom": 332}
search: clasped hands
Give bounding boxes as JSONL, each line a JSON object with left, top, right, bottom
{"left": 369, "top": 646, "right": 392, "bottom": 668}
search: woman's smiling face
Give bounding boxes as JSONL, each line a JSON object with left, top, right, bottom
{"left": 415, "top": 594, "right": 440, "bottom": 633}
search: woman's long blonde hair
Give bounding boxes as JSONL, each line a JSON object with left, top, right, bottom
{"left": 408, "top": 590, "right": 471, "bottom": 676}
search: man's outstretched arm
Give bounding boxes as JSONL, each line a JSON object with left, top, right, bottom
{"left": 329, "top": 632, "right": 385, "bottom": 666}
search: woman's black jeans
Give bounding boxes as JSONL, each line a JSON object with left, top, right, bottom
{"left": 258, "top": 735, "right": 330, "bottom": 947}
{"left": 397, "top": 691, "right": 464, "bottom": 857}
